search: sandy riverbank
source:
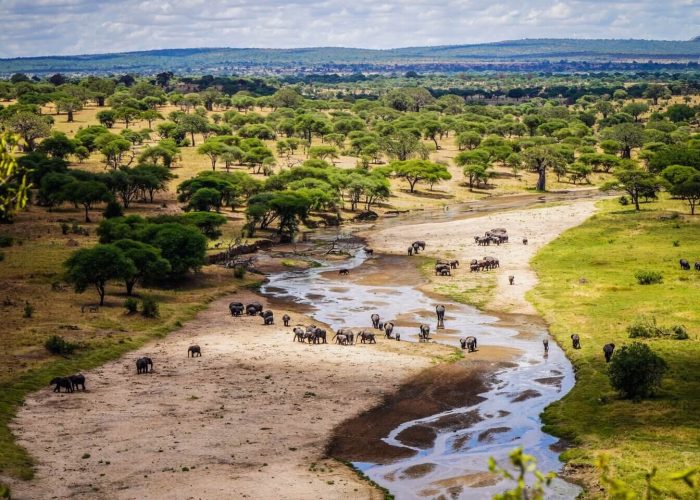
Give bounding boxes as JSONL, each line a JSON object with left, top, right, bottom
{"left": 8, "top": 291, "right": 460, "bottom": 500}
{"left": 365, "top": 200, "right": 598, "bottom": 315}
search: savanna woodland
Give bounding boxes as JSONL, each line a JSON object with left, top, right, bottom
{"left": 0, "top": 49, "right": 699, "bottom": 500}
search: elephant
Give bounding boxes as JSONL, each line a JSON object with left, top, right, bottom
{"left": 50, "top": 377, "right": 73, "bottom": 393}
{"left": 364, "top": 247, "right": 374, "bottom": 255}
{"left": 282, "top": 314, "right": 291, "bottom": 327}
{"left": 228, "top": 302, "right": 244, "bottom": 316}
{"left": 407, "top": 246, "right": 413, "bottom": 256}
{"left": 460, "top": 336, "right": 477, "bottom": 352}
{"left": 695, "top": 262, "right": 700, "bottom": 271}
{"left": 371, "top": 313, "right": 381, "bottom": 329}
{"left": 395, "top": 333, "right": 401, "bottom": 341}
{"left": 384, "top": 322, "right": 395, "bottom": 339}
{"left": 358, "top": 331, "right": 376, "bottom": 344}
{"left": 339, "top": 268, "right": 350, "bottom": 275}
{"left": 450, "top": 260, "right": 460, "bottom": 269}
{"left": 571, "top": 334, "right": 581, "bottom": 349}
{"left": 509, "top": 275, "right": 515, "bottom": 285}
{"left": 312, "top": 328, "right": 327, "bottom": 344}
{"left": 436, "top": 304, "right": 446, "bottom": 328}
{"left": 333, "top": 328, "right": 354, "bottom": 345}
{"left": 603, "top": 343, "right": 615, "bottom": 363}
{"left": 69, "top": 373, "right": 86, "bottom": 391}
{"left": 246, "top": 302, "right": 263, "bottom": 316}
{"left": 522, "top": 237, "right": 528, "bottom": 245}
{"left": 136, "top": 357, "right": 153, "bottom": 374}
{"left": 435, "top": 264, "right": 451, "bottom": 276}
{"left": 334, "top": 333, "right": 349, "bottom": 345}
{"left": 260, "top": 310, "right": 274, "bottom": 325}
{"left": 412, "top": 241, "right": 426, "bottom": 253}
{"left": 377, "top": 321, "right": 384, "bottom": 330}
{"left": 188, "top": 345, "right": 202, "bottom": 357}
{"left": 543, "top": 339, "right": 549, "bottom": 354}
{"left": 419, "top": 324, "right": 430, "bottom": 341}
{"left": 680, "top": 259, "right": 690, "bottom": 270}
{"left": 293, "top": 327, "right": 305, "bottom": 342}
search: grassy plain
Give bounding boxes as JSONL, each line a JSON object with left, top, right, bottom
{"left": 529, "top": 195, "right": 700, "bottom": 494}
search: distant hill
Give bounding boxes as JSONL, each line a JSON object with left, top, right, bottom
{"left": 1, "top": 38, "right": 699, "bottom": 76}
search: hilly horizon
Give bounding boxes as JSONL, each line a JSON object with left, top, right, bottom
{"left": 1, "top": 37, "right": 700, "bottom": 76}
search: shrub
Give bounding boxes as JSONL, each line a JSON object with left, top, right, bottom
{"left": 60, "top": 222, "right": 69, "bottom": 235}
{"left": 124, "top": 297, "right": 138, "bottom": 314}
{"left": 618, "top": 195, "right": 629, "bottom": 206}
{"left": 23, "top": 301, "right": 34, "bottom": 318}
{"left": 607, "top": 342, "right": 668, "bottom": 399}
{"left": 141, "top": 295, "right": 159, "bottom": 318}
{"left": 44, "top": 335, "right": 78, "bottom": 355}
{"left": 103, "top": 201, "right": 124, "bottom": 219}
{"left": 634, "top": 270, "right": 663, "bottom": 285}
{"left": 0, "top": 482, "right": 10, "bottom": 499}
{"left": 0, "top": 235, "right": 14, "bottom": 247}
{"left": 627, "top": 316, "right": 689, "bottom": 340}
{"left": 233, "top": 266, "right": 246, "bottom": 279}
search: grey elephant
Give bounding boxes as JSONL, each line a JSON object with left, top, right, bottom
{"left": 188, "top": 345, "right": 202, "bottom": 357}
{"left": 69, "top": 373, "right": 86, "bottom": 391}
{"left": 229, "top": 302, "right": 244, "bottom": 316}
{"left": 460, "top": 336, "right": 477, "bottom": 352}
{"left": 282, "top": 314, "right": 291, "bottom": 327}
{"left": 246, "top": 302, "right": 263, "bottom": 315}
{"left": 571, "top": 334, "right": 581, "bottom": 349}
{"left": 436, "top": 304, "right": 446, "bottom": 328}
{"left": 371, "top": 313, "right": 381, "bottom": 329}
{"left": 51, "top": 377, "right": 73, "bottom": 393}
{"left": 260, "top": 310, "right": 274, "bottom": 325}
{"left": 603, "top": 343, "right": 615, "bottom": 363}
{"left": 384, "top": 322, "right": 395, "bottom": 339}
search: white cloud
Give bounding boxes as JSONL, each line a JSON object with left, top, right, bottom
{"left": 0, "top": 0, "right": 697, "bottom": 57}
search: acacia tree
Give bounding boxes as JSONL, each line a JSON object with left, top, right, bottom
{"left": 521, "top": 146, "right": 565, "bottom": 191}
{"left": 5, "top": 112, "right": 51, "bottom": 151}
{"left": 64, "top": 244, "right": 136, "bottom": 305}
{"left": 62, "top": 180, "right": 112, "bottom": 222}
{"left": 661, "top": 165, "right": 700, "bottom": 214}
{"left": 381, "top": 130, "right": 426, "bottom": 161}
{"left": 113, "top": 239, "right": 171, "bottom": 295}
{"left": 602, "top": 163, "right": 664, "bottom": 210}
{"left": 603, "top": 123, "right": 645, "bottom": 159}
{"left": 392, "top": 159, "right": 451, "bottom": 193}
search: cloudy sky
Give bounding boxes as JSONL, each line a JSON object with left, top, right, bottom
{"left": 1, "top": 0, "right": 698, "bottom": 58}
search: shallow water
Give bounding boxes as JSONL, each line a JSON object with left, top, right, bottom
{"left": 260, "top": 245, "right": 581, "bottom": 499}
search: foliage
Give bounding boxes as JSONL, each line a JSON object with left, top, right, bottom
{"left": 634, "top": 270, "right": 663, "bottom": 285}
{"left": 124, "top": 297, "right": 138, "bottom": 314}
{"left": 103, "top": 200, "right": 124, "bottom": 219}
{"left": 627, "top": 316, "right": 689, "bottom": 340}
{"left": 607, "top": 342, "right": 668, "bottom": 399}
{"left": 488, "top": 447, "right": 554, "bottom": 500}
{"left": 44, "top": 335, "right": 78, "bottom": 356}
{"left": 0, "top": 134, "right": 30, "bottom": 223}
{"left": 22, "top": 301, "right": 33, "bottom": 319}
{"left": 391, "top": 159, "right": 451, "bottom": 193}
{"left": 140, "top": 295, "right": 159, "bottom": 318}
{"left": 64, "top": 244, "right": 137, "bottom": 305}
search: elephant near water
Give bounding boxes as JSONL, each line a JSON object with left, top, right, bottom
{"left": 371, "top": 313, "right": 381, "bottom": 329}
{"left": 358, "top": 330, "right": 377, "bottom": 344}
{"left": 229, "top": 302, "right": 244, "bottom": 316}
{"left": 418, "top": 324, "right": 430, "bottom": 341}
{"left": 603, "top": 343, "right": 615, "bottom": 363}
{"left": 384, "top": 322, "right": 395, "bottom": 339}
{"left": 543, "top": 339, "right": 549, "bottom": 354}
{"left": 571, "top": 334, "right": 581, "bottom": 349}
{"left": 246, "top": 302, "right": 263, "bottom": 316}
{"left": 260, "top": 310, "right": 274, "bottom": 325}
{"left": 460, "top": 336, "right": 477, "bottom": 352}
{"left": 188, "top": 345, "right": 202, "bottom": 357}
{"left": 436, "top": 304, "right": 446, "bottom": 329}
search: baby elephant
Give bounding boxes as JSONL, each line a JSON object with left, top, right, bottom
{"left": 69, "top": 373, "right": 86, "bottom": 391}
{"left": 460, "top": 336, "right": 477, "bottom": 352}
{"left": 571, "top": 334, "right": 581, "bottom": 349}
{"left": 260, "top": 310, "right": 274, "bottom": 325}
{"left": 50, "top": 377, "right": 73, "bottom": 393}
{"left": 603, "top": 343, "right": 615, "bottom": 363}
{"left": 522, "top": 237, "right": 528, "bottom": 245}
{"left": 188, "top": 345, "right": 202, "bottom": 357}
{"left": 508, "top": 275, "right": 515, "bottom": 285}
{"left": 282, "top": 314, "right": 291, "bottom": 327}
{"left": 543, "top": 339, "right": 549, "bottom": 354}
{"left": 136, "top": 357, "right": 153, "bottom": 374}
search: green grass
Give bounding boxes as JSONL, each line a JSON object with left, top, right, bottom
{"left": 529, "top": 196, "right": 700, "bottom": 494}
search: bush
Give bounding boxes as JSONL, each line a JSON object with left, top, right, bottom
{"left": 0, "top": 482, "right": 10, "bottom": 499}
{"left": 634, "top": 270, "right": 663, "bottom": 285}
{"left": 233, "top": 266, "right": 246, "bottom": 279}
{"left": 23, "top": 301, "right": 34, "bottom": 318}
{"left": 607, "top": 342, "right": 668, "bottom": 399}
{"left": 124, "top": 297, "right": 138, "bottom": 314}
{"left": 141, "top": 295, "right": 159, "bottom": 318}
{"left": 103, "top": 201, "right": 124, "bottom": 219}
{"left": 44, "top": 335, "right": 78, "bottom": 355}
{"left": 60, "top": 222, "right": 69, "bottom": 235}
{"left": 627, "top": 316, "right": 689, "bottom": 340}
{"left": 0, "top": 235, "right": 14, "bottom": 247}
{"left": 618, "top": 195, "right": 629, "bottom": 206}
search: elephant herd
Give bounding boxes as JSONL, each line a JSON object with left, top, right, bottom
{"left": 229, "top": 301, "right": 279, "bottom": 326}
{"left": 407, "top": 240, "right": 426, "bottom": 256}
{"left": 474, "top": 228, "right": 509, "bottom": 246}
{"left": 679, "top": 258, "right": 700, "bottom": 271}
{"left": 50, "top": 373, "right": 86, "bottom": 393}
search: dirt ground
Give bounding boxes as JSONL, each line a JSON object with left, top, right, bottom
{"left": 366, "top": 200, "right": 598, "bottom": 315}
{"left": 8, "top": 292, "right": 457, "bottom": 500}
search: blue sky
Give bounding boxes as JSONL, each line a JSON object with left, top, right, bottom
{"left": 1, "top": 0, "right": 698, "bottom": 58}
